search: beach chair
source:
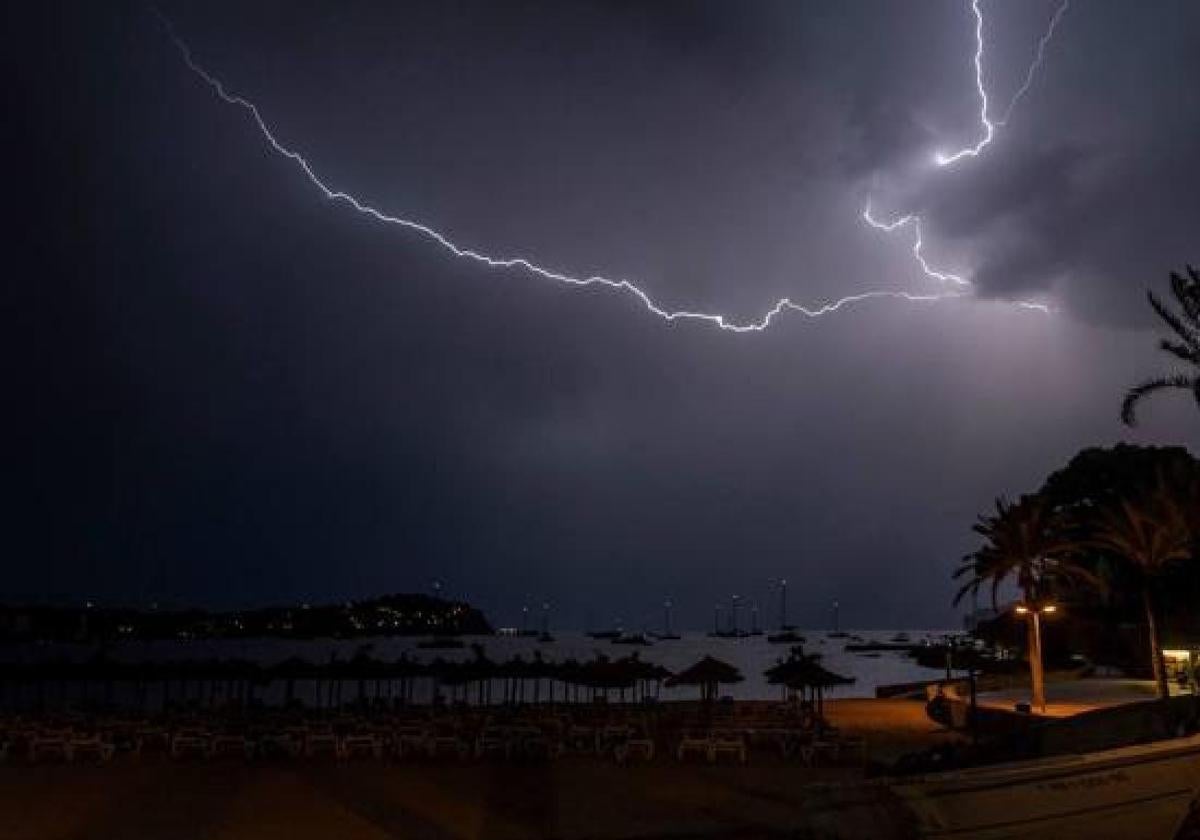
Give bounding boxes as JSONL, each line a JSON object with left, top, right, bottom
{"left": 342, "top": 733, "right": 383, "bottom": 760}
{"left": 428, "top": 728, "right": 470, "bottom": 760}
{"left": 393, "top": 725, "right": 430, "bottom": 759}
{"left": 257, "top": 730, "right": 302, "bottom": 759}
{"left": 474, "top": 727, "right": 509, "bottom": 759}
{"left": 30, "top": 736, "right": 69, "bottom": 764}
{"left": 66, "top": 735, "right": 115, "bottom": 764}
{"left": 303, "top": 732, "right": 341, "bottom": 759}
{"left": 709, "top": 732, "right": 747, "bottom": 764}
{"left": 614, "top": 737, "right": 655, "bottom": 765}
{"left": 134, "top": 727, "right": 170, "bottom": 759}
{"left": 210, "top": 734, "right": 253, "bottom": 760}
{"left": 170, "top": 732, "right": 211, "bottom": 760}
{"left": 677, "top": 735, "right": 711, "bottom": 762}
{"left": 596, "top": 725, "right": 632, "bottom": 757}
{"left": 566, "top": 725, "right": 595, "bottom": 754}
{"left": 517, "top": 727, "right": 563, "bottom": 761}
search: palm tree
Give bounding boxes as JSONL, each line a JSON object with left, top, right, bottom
{"left": 1122, "top": 265, "right": 1200, "bottom": 426}
{"left": 954, "top": 494, "right": 1093, "bottom": 711}
{"left": 1088, "top": 478, "right": 1194, "bottom": 699}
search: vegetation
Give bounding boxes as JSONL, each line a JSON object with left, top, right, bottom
{"left": 1122, "top": 265, "right": 1200, "bottom": 426}
{"left": 953, "top": 494, "right": 1096, "bottom": 709}
{"left": 1087, "top": 477, "right": 1194, "bottom": 697}
{"left": 957, "top": 445, "right": 1200, "bottom": 700}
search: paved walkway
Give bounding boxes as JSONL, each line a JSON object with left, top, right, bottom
{"left": 977, "top": 678, "right": 1182, "bottom": 718}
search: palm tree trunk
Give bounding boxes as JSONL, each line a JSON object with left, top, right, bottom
{"left": 1143, "top": 588, "right": 1170, "bottom": 699}
{"left": 1028, "top": 612, "right": 1046, "bottom": 713}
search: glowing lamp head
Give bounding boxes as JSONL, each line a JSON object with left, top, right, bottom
{"left": 1014, "top": 605, "right": 1030, "bottom": 615}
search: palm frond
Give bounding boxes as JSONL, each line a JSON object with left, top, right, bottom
{"left": 1160, "top": 339, "right": 1200, "bottom": 365}
{"left": 1147, "top": 289, "right": 1200, "bottom": 351}
{"left": 1121, "top": 375, "right": 1195, "bottom": 426}
{"left": 1169, "top": 267, "right": 1200, "bottom": 323}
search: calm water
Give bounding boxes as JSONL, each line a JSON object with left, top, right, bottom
{"left": 1, "top": 630, "right": 963, "bottom": 705}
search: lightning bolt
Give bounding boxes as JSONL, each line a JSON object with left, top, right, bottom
{"left": 934, "top": 0, "right": 996, "bottom": 168}
{"left": 864, "top": 0, "right": 1068, "bottom": 313}
{"left": 998, "top": 0, "right": 1071, "bottom": 127}
{"left": 156, "top": 2, "right": 1062, "bottom": 333}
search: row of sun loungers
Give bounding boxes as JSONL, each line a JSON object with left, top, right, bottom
{"left": 0, "top": 706, "right": 865, "bottom": 767}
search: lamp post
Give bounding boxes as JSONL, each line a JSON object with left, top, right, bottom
{"left": 1014, "top": 602, "right": 1057, "bottom": 713}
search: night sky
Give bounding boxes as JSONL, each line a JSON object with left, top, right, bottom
{"left": 8, "top": 1, "right": 1200, "bottom": 630}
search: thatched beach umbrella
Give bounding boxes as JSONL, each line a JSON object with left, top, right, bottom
{"left": 269, "top": 656, "right": 321, "bottom": 706}
{"left": 666, "top": 655, "right": 743, "bottom": 703}
{"left": 497, "top": 654, "right": 526, "bottom": 704}
{"left": 526, "top": 650, "right": 556, "bottom": 704}
{"left": 556, "top": 657, "right": 583, "bottom": 703}
{"left": 615, "top": 653, "right": 671, "bottom": 702}
{"left": 576, "top": 653, "right": 636, "bottom": 703}
{"left": 764, "top": 646, "right": 854, "bottom": 719}
{"left": 384, "top": 653, "right": 422, "bottom": 705}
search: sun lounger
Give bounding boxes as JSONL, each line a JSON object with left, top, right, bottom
{"left": 65, "top": 736, "right": 115, "bottom": 764}
{"left": 342, "top": 734, "right": 383, "bottom": 759}
{"left": 677, "top": 736, "right": 711, "bottom": 762}
{"left": 596, "top": 725, "right": 632, "bottom": 756}
{"left": 520, "top": 733, "right": 562, "bottom": 760}
{"left": 429, "top": 735, "right": 469, "bottom": 759}
{"left": 566, "top": 726, "right": 595, "bottom": 753}
{"left": 210, "top": 734, "right": 253, "bottom": 760}
{"left": 30, "top": 737, "right": 68, "bottom": 763}
{"left": 614, "top": 737, "right": 655, "bottom": 764}
{"left": 709, "top": 734, "right": 747, "bottom": 764}
{"left": 393, "top": 725, "right": 429, "bottom": 758}
{"left": 258, "top": 731, "right": 302, "bottom": 758}
{"left": 170, "top": 733, "right": 211, "bottom": 760}
{"left": 475, "top": 728, "right": 510, "bottom": 759}
{"left": 303, "top": 732, "right": 340, "bottom": 759}
{"left": 134, "top": 727, "right": 170, "bottom": 758}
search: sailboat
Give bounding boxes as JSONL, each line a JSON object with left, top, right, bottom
{"left": 650, "top": 597, "right": 681, "bottom": 641}
{"left": 827, "top": 599, "right": 849, "bottom": 639}
{"left": 767, "top": 579, "right": 804, "bottom": 643}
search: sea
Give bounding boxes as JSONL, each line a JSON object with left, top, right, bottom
{"left": 0, "top": 630, "right": 964, "bottom": 707}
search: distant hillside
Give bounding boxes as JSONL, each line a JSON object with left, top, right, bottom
{"left": 0, "top": 594, "right": 492, "bottom": 642}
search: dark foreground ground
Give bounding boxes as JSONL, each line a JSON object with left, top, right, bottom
{"left": 0, "top": 699, "right": 956, "bottom": 840}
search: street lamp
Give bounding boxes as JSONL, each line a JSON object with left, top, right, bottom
{"left": 1013, "top": 601, "right": 1058, "bottom": 713}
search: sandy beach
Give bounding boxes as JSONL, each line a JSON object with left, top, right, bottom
{"left": 0, "top": 698, "right": 958, "bottom": 840}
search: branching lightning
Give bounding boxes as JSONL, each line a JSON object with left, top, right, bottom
{"left": 998, "top": 0, "right": 1071, "bottom": 126}
{"left": 864, "top": 0, "right": 1068, "bottom": 314}
{"left": 157, "top": 0, "right": 1066, "bottom": 332}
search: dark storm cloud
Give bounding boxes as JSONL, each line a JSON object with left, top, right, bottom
{"left": 855, "top": 1, "right": 1200, "bottom": 321}
{"left": 6, "top": 0, "right": 1200, "bottom": 630}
